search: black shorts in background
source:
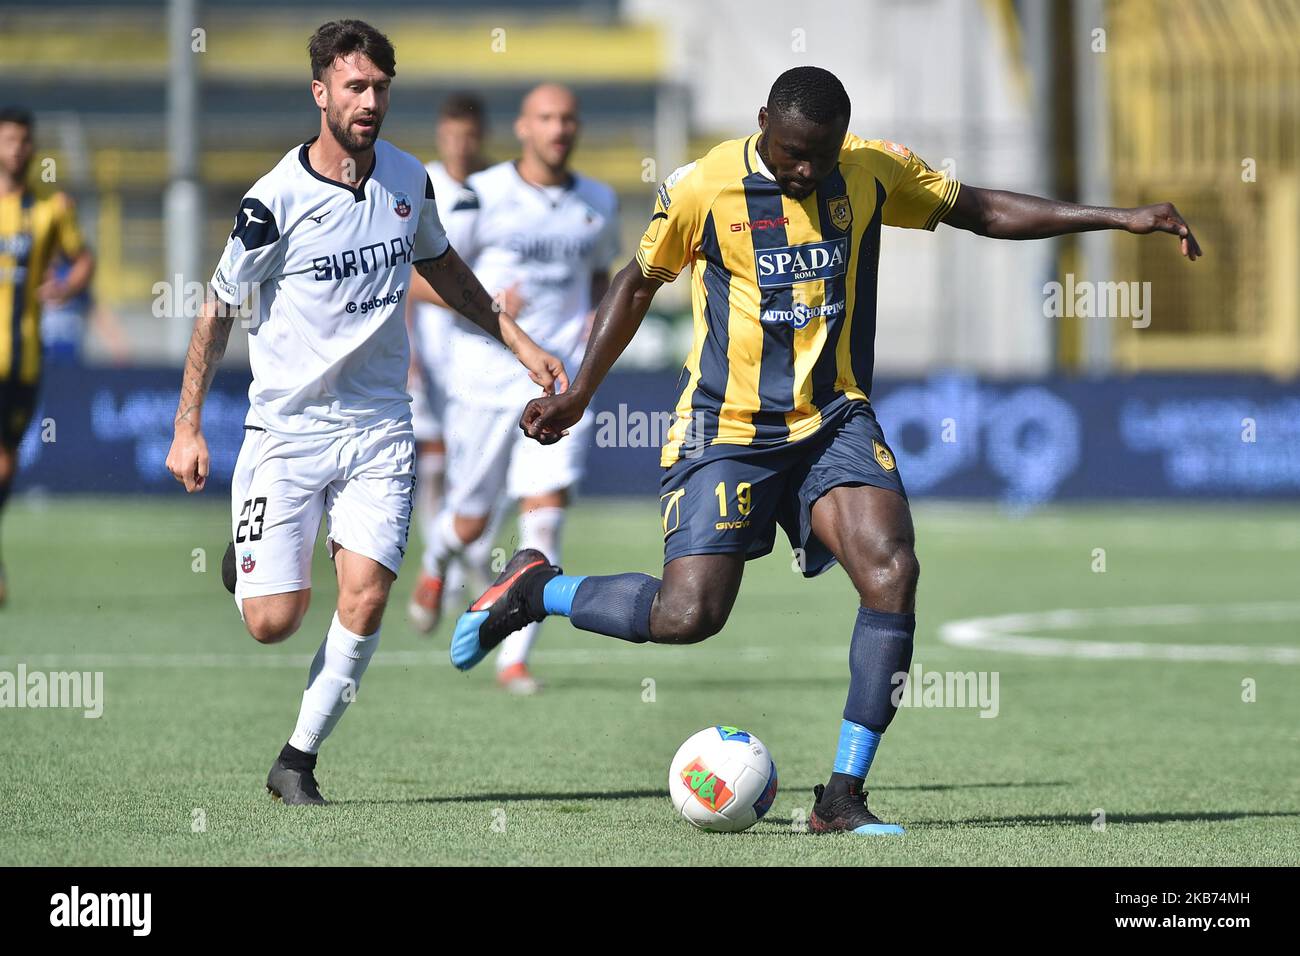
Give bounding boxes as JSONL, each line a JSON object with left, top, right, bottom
{"left": 0, "top": 379, "right": 38, "bottom": 448}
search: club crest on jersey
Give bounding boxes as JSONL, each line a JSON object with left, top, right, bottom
{"left": 240, "top": 550, "right": 256, "bottom": 574}
{"left": 755, "top": 237, "right": 848, "bottom": 289}
{"left": 873, "top": 440, "right": 897, "bottom": 472}
{"left": 828, "top": 195, "right": 853, "bottom": 232}
{"left": 392, "top": 191, "right": 412, "bottom": 219}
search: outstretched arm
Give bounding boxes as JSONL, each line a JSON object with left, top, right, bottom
{"left": 415, "top": 249, "right": 567, "bottom": 395}
{"left": 519, "top": 259, "right": 663, "bottom": 444}
{"left": 944, "top": 185, "right": 1202, "bottom": 260}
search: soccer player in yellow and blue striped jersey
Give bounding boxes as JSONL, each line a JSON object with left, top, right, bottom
{"left": 0, "top": 107, "right": 96, "bottom": 606}
{"left": 453, "top": 67, "right": 1201, "bottom": 834}
{"left": 641, "top": 128, "right": 957, "bottom": 465}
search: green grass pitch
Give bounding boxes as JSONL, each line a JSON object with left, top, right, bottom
{"left": 1, "top": 496, "right": 1297, "bottom": 865}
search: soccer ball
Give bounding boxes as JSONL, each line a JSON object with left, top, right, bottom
{"left": 668, "top": 726, "right": 778, "bottom": 832}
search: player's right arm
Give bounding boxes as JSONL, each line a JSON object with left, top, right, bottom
{"left": 414, "top": 250, "right": 566, "bottom": 396}
{"left": 413, "top": 173, "right": 565, "bottom": 394}
{"left": 519, "top": 263, "right": 662, "bottom": 444}
{"left": 166, "top": 191, "right": 283, "bottom": 493}
{"left": 519, "top": 161, "right": 701, "bottom": 444}
{"left": 165, "top": 294, "right": 235, "bottom": 493}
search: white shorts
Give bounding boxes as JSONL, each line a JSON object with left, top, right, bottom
{"left": 444, "top": 400, "right": 594, "bottom": 517}
{"left": 230, "top": 420, "right": 416, "bottom": 603}
{"left": 410, "top": 305, "right": 452, "bottom": 443}
{"left": 409, "top": 365, "right": 444, "bottom": 444}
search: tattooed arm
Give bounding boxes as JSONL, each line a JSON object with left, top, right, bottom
{"left": 414, "top": 249, "right": 568, "bottom": 395}
{"left": 165, "top": 293, "right": 236, "bottom": 493}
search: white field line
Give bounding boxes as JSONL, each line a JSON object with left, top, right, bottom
{"left": 939, "top": 602, "right": 1300, "bottom": 664}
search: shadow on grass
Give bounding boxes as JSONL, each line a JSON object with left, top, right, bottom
{"left": 542, "top": 676, "right": 847, "bottom": 691}
{"left": 333, "top": 789, "right": 665, "bottom": 807}
{"left": 332, "top": 779, "right": 1072, "bottom": 808}
{"left": 916, "top": 809, "right": 1300, "bottom": 829}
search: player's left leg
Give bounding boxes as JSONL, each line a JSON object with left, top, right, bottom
{"left": 411, "top": 308, "right": 450, "bottom": 570}
{"left": 406, "top": 348, "right": 448, "bottom": 629}
{"left": 411, "top": 400, "right": 512, "bottom": 633}
{"left": 491, "top": 407, "right": 594, "bottom": 692}
{"left": 269, "top": 549, "right": 393, "bottom": 806}
{"left": 494, "top": 489, "right": 568, "bottom": 694}
{"left": 807, "top": 484, "right": 916, "bottom": 834}
{"left": 447, "top": 504, "right": 504, "bottom": 604}
{"left": 796, "top": 404, "right": 916, "bottom": 835}
{"left": 269, "top": 422, "right": 414, "bottom": 805}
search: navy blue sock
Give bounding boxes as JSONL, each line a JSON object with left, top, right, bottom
{"left": 844, "top": 606, "right": 916, "bottom": 732}
{"left": 544, "top": 572, "right": 660, "bottom": 643}
{"left": 829, "top": 606, "right": 915, "bottom": 793}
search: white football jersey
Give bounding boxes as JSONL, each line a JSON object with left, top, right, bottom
{"left": 212, "top": 137, "right": 450, "bottom": 439}
{"left": 410, "top": 160, "right": 474, "bottom": 374}
{"left": 444, "top": 161, "right": 620, "bottom": 408}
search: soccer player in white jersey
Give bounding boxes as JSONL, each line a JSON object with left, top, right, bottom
{"left": 163, "top": 21, "right": 567, "bottom": 805}
{"left": 405, "top": 92, "right": 497, "bottom": 630}
{"left": 412, "top": 84, "right": 619, "bottom": 694}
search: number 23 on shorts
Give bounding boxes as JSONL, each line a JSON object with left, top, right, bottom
{"left": 236, "top": 496, "right": 268, "bottom": 543}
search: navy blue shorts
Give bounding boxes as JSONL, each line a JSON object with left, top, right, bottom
{"left": 659, "top": 400, "right": 906, "bottom": 578}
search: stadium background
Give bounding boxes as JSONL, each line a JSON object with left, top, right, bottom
{"left": 4, "top": 0, "right": 1297, "bottom": 503}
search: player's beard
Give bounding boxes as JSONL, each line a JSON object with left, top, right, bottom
{"left": 325, "top": 103, "right": 383, "bottom": 156}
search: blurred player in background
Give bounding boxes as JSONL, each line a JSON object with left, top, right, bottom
{"left": 405, "top": 91, "right": 496, "bottom": 632}
{"left": 163, "top": 21, "right": 566, "bottom": 804}
{"left": 410, "top": 83, "right": 619, "bottom": 694}
{"left": 453, "top": 66, "right": 1201, "bottom": 831}
{"left": 0, "top": 106, "right": 95, "bottom": 607}
{"left": 40, "top": 255, "right": 131, "bottom": 368}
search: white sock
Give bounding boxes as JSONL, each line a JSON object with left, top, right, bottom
{"left": 446, "top": 507, "right": 505, "bottom": 603}
{"left": 420, "top": 509, "right": 465, "bottom": 579}
{"left": 416, "top": 449, "right": 445, "bottom": 554}
{"left": 464, "top": 507, "right": 504, "bottom": 588}
{"left": 288, "top": 613, "right": 380, "bottom": 754}
{"left": 497, "top": 506, "right": 565, "bottom": 672}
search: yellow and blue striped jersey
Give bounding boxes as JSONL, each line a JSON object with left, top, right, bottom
{"left": 0, "top": 189, "right": 85, "bottom": 384}
{"left": 638, "top": 133, "right": 959, "bottom": 467}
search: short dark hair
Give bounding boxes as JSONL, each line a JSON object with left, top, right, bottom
{"left": 767, "top": 66, "right": 850, "bottom": 127}
{"left": 308, "top": 20, "right": 396, "bottom": 81}
{"left": 0, "top": 106, "right": 34, "bottom": 131}
{"left": 440, "top": 91, "right": 486, "bottom": 126}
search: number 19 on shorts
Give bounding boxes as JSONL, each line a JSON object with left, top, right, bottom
{"left": 715, "top": 481, "right": 752, "bottom": 517}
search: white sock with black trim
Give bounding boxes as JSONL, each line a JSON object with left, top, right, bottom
{"left": 288, "top": 613, "right": 380, "bottom": 754}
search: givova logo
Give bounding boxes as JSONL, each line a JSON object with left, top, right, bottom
{"left": 50, "top": 886, "right": 151, "bottom": 936}
{"left": 755, "top": 238, "right": 848, "bottom": 289}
